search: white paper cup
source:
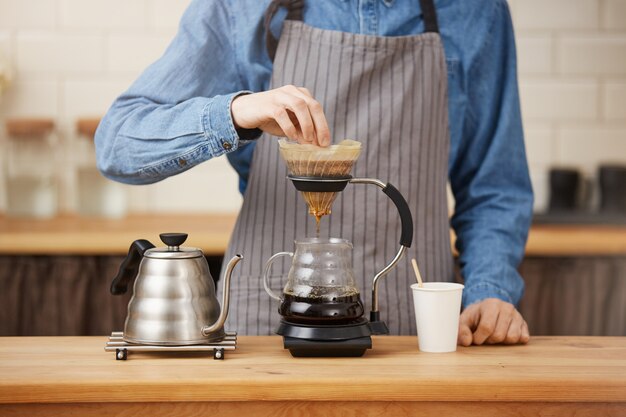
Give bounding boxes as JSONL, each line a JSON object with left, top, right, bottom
{"left": 411, "top": 282, "right": 464, "bottom": 353}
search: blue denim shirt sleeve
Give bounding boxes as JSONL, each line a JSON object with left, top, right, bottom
{"left": 94, "top": 0, "right": 261, "bottom": 185}
{"left": 447, "top": 0, "right": 533, "bottom": 308}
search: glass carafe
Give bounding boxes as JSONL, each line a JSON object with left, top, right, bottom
{"left": 263, "top": 238, "right": 365, "bottom": 324}
{"left": 4, "top": 118, "right": 58, "bottom": 218}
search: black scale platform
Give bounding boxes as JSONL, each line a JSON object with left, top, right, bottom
{"left": 276, "top": 318, "right": 389, "bottom": 357}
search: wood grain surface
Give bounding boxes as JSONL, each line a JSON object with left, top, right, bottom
{"left": 2, "top": 401, "right": 625, "bottom": 417}
{"left": 1, "top": 214, "right": 625, "bottom": 256}
{"left": 526, "top": 224, "right": 626, "bottom": 256}
{"left": 0, "top": 336, "right": 625, "bottom": 404}
{"left": 0, "top": 214, "right": 237, "bottom": 255}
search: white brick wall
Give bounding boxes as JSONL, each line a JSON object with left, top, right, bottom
{"left": 557, "top": 128, "right": 626, "bottom": 172}
{"left": 511, "top": 0, "right": 600, "bottom": 30}
{"left": 516, "top": 35, "right": 553, "bottom": 74}
{"left": 62, "top": 76, "right": 134, "bottom": 119}
{"left": 604, "top": 81, "right": 626, "bottom": 120}
{"left": 16, "top": 33, "right": 106, "bottom": 73}
{"left": 519, "top": 78, "right": 599, "bottom": 121}
{"left": 150, "top": 0, "right": 189, "bottom": 30}
{"left": 0, "top": 0, "right": 625, "bottom": 215}
{"left": 107, "top": 34, "right": 172, "bottom": 73}
{"left": 509, "top": 0, "right": 626, "bottom": 211}
{"left": 0, "top": 0, "right": 57, "bottom": 31}
{"left": 559, "top": 35, "right": 626, "bottom": 75}
{"left": 59, "top": 0, "right": 148, "bottom": 30}
{"left": 0, "top": 75, "right": 58, "bottom": 117}
{"left": 603, "top": 0, "right": 626, "bottom": 30}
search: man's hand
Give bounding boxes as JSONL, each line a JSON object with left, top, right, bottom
{"left": 458, "top": 298, "right": 530, "bottom": 346}
{"left": 231, "top": 85, "right": 331, "bottom": 146}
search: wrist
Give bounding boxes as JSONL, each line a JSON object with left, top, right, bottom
{"left": 230, "top": 92, "right": 252, "bottom": 130}
{"left": 462, "top": 282, "right": 514, "bottom": 309}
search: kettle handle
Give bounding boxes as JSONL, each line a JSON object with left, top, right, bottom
{"left": 263, "top": 252, "right": 293, "bottom": 301}
{"left": 110, "top": 239, "right": 155, "bottom": 295}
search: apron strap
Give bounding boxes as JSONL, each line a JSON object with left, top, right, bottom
{"left": 264, "top": 0, "right": 304, "bottom": 62}
{"left": 264, "top": 0, "right": 439, "bottom": 62}
{"left": 419, "top": 0, "right": 440, "bottom": 33}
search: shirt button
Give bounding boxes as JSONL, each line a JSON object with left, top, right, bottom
{"left": 222, "top": 141, "right": 232, "bottom": 150}
{"left": 178, "top": 158, "right": 187, "bottom": 167}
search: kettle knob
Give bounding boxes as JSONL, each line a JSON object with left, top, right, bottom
{"left": 160, "top": 233, "right": 188, "bottom": 248}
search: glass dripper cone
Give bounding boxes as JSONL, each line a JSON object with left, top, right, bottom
{"left": 278, "top": 139, "right": 362, "bottom": 220}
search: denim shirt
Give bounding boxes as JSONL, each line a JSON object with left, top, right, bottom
{"left": 95, "top": 0, "right": 533, "bottom": 309}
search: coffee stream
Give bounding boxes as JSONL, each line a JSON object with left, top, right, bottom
{"left": 310, "top": 201, "right": 327, "bottom": 236}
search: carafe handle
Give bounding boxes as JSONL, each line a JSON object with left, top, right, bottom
{"left": 263, "top": 252, "right": 293, "bottom": 301}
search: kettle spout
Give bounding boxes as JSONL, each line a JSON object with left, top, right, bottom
{"left": 202, "top": 254, "right": 243, "bottom": 336}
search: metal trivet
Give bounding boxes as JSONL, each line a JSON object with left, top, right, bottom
{"left": 105, "top": 331, "right": 237, "bottom": 360}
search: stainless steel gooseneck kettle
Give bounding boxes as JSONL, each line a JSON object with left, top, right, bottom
{"left": 111, "top": 232, "right": 243, "bottom": 345}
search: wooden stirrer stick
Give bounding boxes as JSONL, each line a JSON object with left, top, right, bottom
{"left": 411, "top": 258, "right": 424, "bottom": 288}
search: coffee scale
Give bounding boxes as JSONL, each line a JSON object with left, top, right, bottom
{"left": 262, "top": 140, "right": 413, "bottom": 357}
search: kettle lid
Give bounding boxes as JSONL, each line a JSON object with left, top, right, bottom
{"left": 144, "top": 233, "right": 203, "bottom": 259}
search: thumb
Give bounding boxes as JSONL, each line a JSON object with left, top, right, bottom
{"left": 458, "top": 322, "right": 473, "bottom": 347}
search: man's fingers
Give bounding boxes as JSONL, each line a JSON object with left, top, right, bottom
{"left": 273, "top": 107, "right": 300, "bottom": 141}
{"left": 504, "top": 311, "right": 524, "bottom": 344}
{"left": 504, "top": 313, "right": 530, "bottom": 345}
{"left": 458, "top": 299, "right": 529, "bottom": 346}
{"left": 279, "top": 85, "right": 316, "bottom": 144}
{"left": 457, "top": 305, "right": 479, "bottom": 346}
{"left": 232, "top": 85, "right": 331, "bottom": 142}
{"left": 297, "top": 87, "right": 312, "bottom": 97}
{"left": 457, "top": 324, "right": 473, "bottom": 347}
{"left": 306, "top": 99, "right": 330, "bottom": 147}
{"left": 281, "top": 94, "right": 316, "bottom": 144}
{"left": 486, "top": 303, "right": 514, "bottom": 344}
{"left": 472, "top": 302, "right": 499, "bottom": 345}
{"left": 290, "top": 88, "right": 331, "bottom": 147}
{"left": 287, "top": 111, "right": 309, "bottom": 142}
{"left": 520, "top": 320, "right": 530, "bottom": 344}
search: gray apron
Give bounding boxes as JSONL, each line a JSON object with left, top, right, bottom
{"left": 223, "top": 0, "right": 454, "bottom": 335}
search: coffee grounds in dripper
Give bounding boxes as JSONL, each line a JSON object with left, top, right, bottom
{"left": 279, "top": 140, "right": 362, "bottom": 229}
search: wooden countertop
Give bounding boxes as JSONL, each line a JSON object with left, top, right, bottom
{"left": 0, "top": 214, "right": 625, "bottom": 256}
{"left": 0, "top": 336, "right": 624, "bottom": 416}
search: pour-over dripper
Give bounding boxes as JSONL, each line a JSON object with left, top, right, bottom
{"left": 278, "top": 139, "right": 361, "bottom": 220}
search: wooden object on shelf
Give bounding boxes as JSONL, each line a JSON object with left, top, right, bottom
{"left": 0, "top": 336, "right": 624, "bottom": 417}
{"left": 76, "top": 118, "right": 101, "bottom": 138}
{"left": 5, "top": 118, "right": 55, "bottom": 138}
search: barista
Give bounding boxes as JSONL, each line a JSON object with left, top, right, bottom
{"left": 95, "top": 0, "right": 532, "bottom": 346}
